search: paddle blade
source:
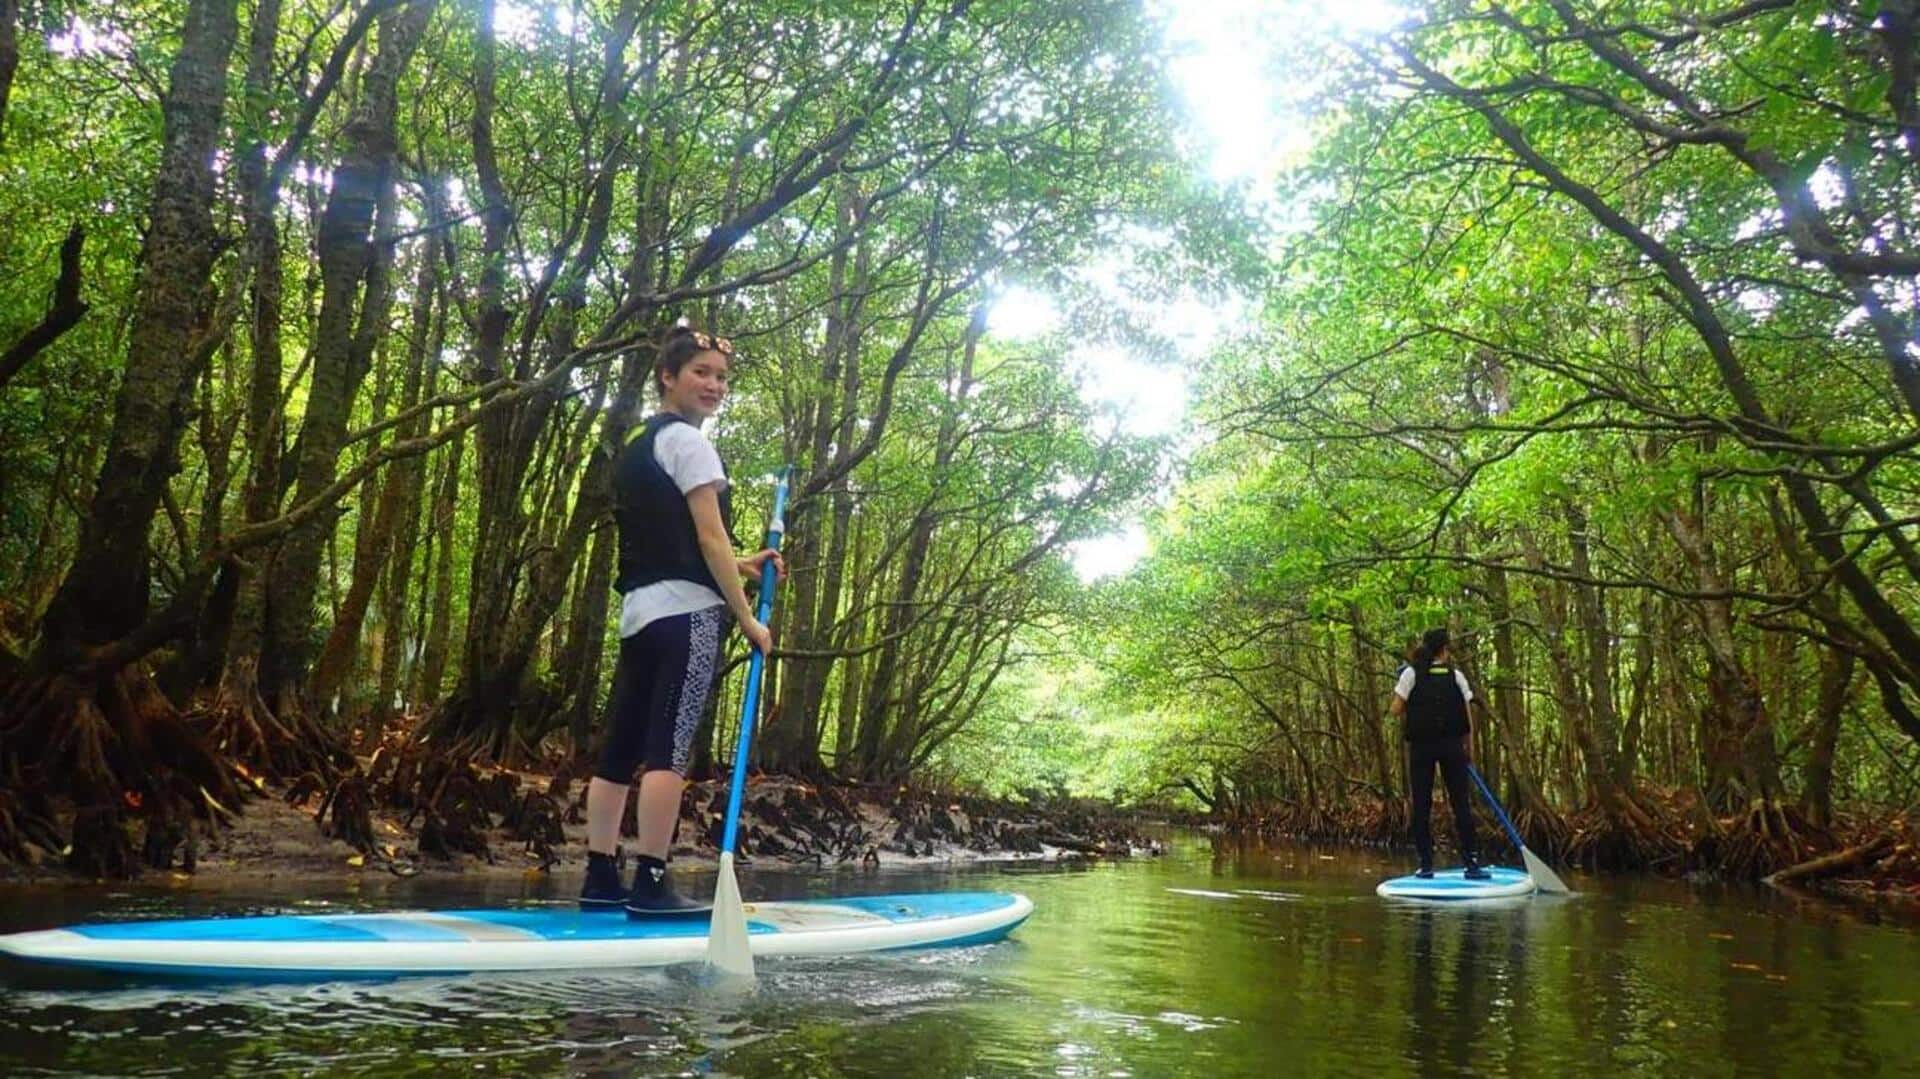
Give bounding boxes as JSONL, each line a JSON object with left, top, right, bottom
{"left": 1522, "top": 844, "right": 1572, "bottom": 894}
{"left": 706, "top": 852, "right": 755, "bottom": 978}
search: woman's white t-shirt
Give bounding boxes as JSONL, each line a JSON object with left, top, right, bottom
{"left": 1392, "top": 666, "right": 1475, "bottom": 705}
{"left": 618, "top": 422, "right": 730, "bottom": 638}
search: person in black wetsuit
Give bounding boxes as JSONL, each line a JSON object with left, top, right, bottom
{"left": 578, "top": 324, "right": 782, "bottom": 916}
{"left": 1390, "top": 628, "right": 1488, "bottom": 880}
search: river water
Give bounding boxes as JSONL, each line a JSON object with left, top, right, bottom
{"left": 2, "top": 835, "right": 1916, "bottom": 1076}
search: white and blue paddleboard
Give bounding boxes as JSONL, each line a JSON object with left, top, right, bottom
{"left": 1376, "top": 867, "right": 1536, "bottom": 900}
{"left": 0, "top": 891, "right": 1032, "bottom": 981}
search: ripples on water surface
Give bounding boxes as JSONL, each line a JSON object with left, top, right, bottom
{"left": 3, "top": 837, "right": 1918, "bottom": 1076}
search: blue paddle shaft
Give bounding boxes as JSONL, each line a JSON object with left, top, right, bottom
{"left": 1466, "top": 763, "right": 1528, "bottom": 853}
{"left": 720, "top": 468, "right": 791, "bottom": 856}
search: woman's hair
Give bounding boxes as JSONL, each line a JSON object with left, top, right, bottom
{"left": 653, "top": 323, "right": 733, "bottom": 397}
{"left": 1412, "top": 627, "right": 1451, "bottom": 667}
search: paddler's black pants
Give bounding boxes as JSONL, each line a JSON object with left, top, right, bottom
{"left": 1408, "top": 735, "right": 1477, "bottom": 869}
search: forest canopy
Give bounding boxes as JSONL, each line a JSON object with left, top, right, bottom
{"left": 1, "top": 0, "right": 1916, "bottom": 880}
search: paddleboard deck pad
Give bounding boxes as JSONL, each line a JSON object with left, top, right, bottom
{"left": 1376, "top": 867, "right": 1536, "bottom": 900}
{"left": 0, "top": 891, "right": 1032, "bottom": 981}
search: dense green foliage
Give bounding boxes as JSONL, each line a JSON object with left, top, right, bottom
{"left": 3, "top": 0, "right": 1917, "bottom": 879}
{"left": 1077, "top": 0, "right": 1920, "bottom": 874}
{"left": 0, "top": 0, "right": 1231, "bottom": 873}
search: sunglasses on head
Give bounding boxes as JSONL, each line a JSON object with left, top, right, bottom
{"left": 689, "top": 331, "right": 734, "bottom": 356}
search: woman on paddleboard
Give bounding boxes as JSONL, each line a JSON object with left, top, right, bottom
{"left": 1390, "top": 628, "right": 1488, "bottom": 881}
{"left": 581, "top": 324, "right": 782, "bottom": 915}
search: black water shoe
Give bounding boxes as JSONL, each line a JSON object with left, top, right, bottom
{"left": 579, "top": 851, "right": 627, "bottom": 910}
{"left": 625, "top": 856, "right": 712, "bottom": 917}
{"left": 1463, "top": 862, "right": 1491, "bottom": 881}
{"left": 1415, "top": 865, "right": 1435, "bottom": 880}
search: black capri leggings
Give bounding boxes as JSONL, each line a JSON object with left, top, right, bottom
{"left": 1408, "top": 735, "right": 1478, "bottom": 868}
{"left": 594, "top": 606, "right": 724, "bottom": 782}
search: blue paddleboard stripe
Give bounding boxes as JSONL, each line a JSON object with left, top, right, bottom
{"left": 817, "top": 892, "right": 1017, "bottom": 922}
{"left": 45, "top": 892, "right": 1024, "bottom": 946}
{"left": 73, "top": 917, "right": 385, "bottom": 943}
{"left": 1377, "top": 866, "right": 1536, "bottom": 899}
{"left": 1, "top": 891, "right": 1035, "bottom": 980}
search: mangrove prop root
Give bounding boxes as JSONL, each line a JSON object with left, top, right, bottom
{"left": 373, "top": 752, "right": 496, "bottom": 862}
{"left": 284, "top": 770, "right": 328, "bottom": 805}
{"left": 508, "top": 789, "right": 565, "bottom": 868}
{"left": 619, "top": 788, "right": 639, "bottom": 839}
{"left": 67, "top": 804, "right": 136, "bottom": 878}
{"left": 0, "top": 784, "right": 63, "bottom": 865}
{"left": 0, "top": 666, "right": 247, "bottom": 878}
{"left": 481, "top": 772, "right": 520, "bottom": 819}
{"left": 317, "top": 769, "right": 377, "bottom": 853}
{"left": 1705, "top": 800, "right": 1834, "bottom": 880}
{"left": 139, "top": 791, "right": 194, "bottom": 871}
{"left": 1562, "top": 799, "right": 1687, "bottom": 872}
{"left": 199, "top": 667, "right": 352, "bottom": 784}
{"left": 419, "top": 810, "right": 491, "bottom": 861}
{"left": 1766, "top": 835, "right": 1896, "bottom": 885}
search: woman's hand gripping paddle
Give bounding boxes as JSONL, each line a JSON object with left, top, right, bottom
{"left": 1466, "top": 764, "right": 1571, "bottom": 894}
{"left": 707, "top": 467, "right": 792, "bottom": 979}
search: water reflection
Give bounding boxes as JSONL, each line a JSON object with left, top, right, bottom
{"left": 2, "top": 836, "right": 1917, "bottom": 1077}
{"left": 1408, "top": 905, "right": 1478, "bottom": 1073}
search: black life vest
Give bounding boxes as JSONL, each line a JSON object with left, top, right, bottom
{"left": 1404, "top": 663, "right": 1469, "bottom": 741}
{"left": 612, "top": 413, "right": 733, "bottom": 595}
